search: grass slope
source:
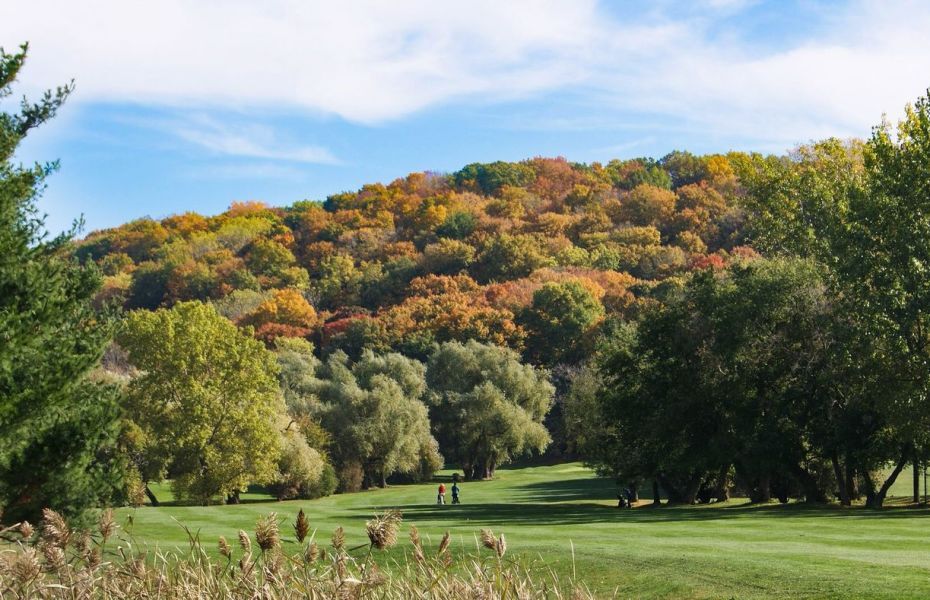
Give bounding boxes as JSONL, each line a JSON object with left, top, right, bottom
{"left": 118, "top": 463, "right": 930, "bottom": 599}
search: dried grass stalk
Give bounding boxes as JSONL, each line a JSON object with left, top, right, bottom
{"left": 480, "top": 529, "right": 497, "bottom": 551}
{"left": 294, "top": 508, "right": 311, "bottom": 543}
{"left": 238, "top": 530, "right": 252, "bottom": 554}
{"left": 218, "top": 536, "right": 232, "bottom": 559}
{"left": 331, "top": 526, "right": 345, "bottom": 551}
{"left": 18, "top": 520, "right": 34, "bottom": 541}
{"left": 254, "top": 513, "right": 280, "bottom": 552}
{"left": 304, "top": 542, "right": 319, "bottom": 564}
{"left": 438, "top": 531, "right": 452, "bottom": 556}
{"left": 40, "top": 508, "right": 71, "bottom": 548}
{"left": 366, "top": 509, "right": 402, "bottom": 550}
{"left": 99, "top": 508, "right": 117, "bottom": 543}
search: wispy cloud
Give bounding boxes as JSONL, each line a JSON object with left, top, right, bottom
{"left": 3, "top": 0, "right": 930, "bottom": 146}
{"left": 115, "top": 112, "right": 340, "bottom": 165}
{"left": 171, "top": 115, "right": 339, "bottom": 164}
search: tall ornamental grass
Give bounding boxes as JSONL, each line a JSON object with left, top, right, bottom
{"left": 0, "top": 508, "right": 596, "bottom": 599}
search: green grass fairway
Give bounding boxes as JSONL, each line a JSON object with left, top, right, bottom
{"left": 117, "top": 463, "right": 930, "bottom": 598}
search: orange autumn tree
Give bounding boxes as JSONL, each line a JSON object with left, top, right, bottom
{"left": 241, "top": 288, "right": 320, "bottom": 344}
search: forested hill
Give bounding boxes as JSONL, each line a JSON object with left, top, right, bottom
{"left": 74, "top": 153, "right": 753, "bottom": 365}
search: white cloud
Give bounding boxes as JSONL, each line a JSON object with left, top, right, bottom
{"left": 170, "top": 115, "right": 338, "bottom": 164}
{"left": 0, "top": 0, "right": 605, "bottom": 122}
{"left": 3, "top": 0, "right": 930, "bottom": 146}
{"left": 105, "top": 111, "right": 339, "bottom": 164}
{"left": 584, "top": 0, "right": 930, "bottom": 144}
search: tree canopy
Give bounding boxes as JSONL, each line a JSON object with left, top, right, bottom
{"left": 426, "top": 340, "right": 553, "bottom": 479}
{"left": 310, "top": 350, "right": 441, "bottom": 489}
{"left": 73, "top": 154, "right": 749, "bottom": 368}
{"left": 118, "top": 301, "right": 284, "bottom": 504}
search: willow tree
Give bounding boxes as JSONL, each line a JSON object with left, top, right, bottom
{"left": 426, "top": 340, "right": 553, "bottom": 480}
{"left": 312, "top": 350, "right": 441, "bottom": 489}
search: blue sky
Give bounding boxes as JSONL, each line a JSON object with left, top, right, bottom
{"left": 3, "top": 0, "right": 930, "bottom": 234}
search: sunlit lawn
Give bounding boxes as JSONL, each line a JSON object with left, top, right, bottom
{"left": 118, "top": 463, "right": 930, "bottom": 599}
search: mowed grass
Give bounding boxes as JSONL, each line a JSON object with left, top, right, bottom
{"left": 117, "top": 463, "right": 930, "bottom": 599}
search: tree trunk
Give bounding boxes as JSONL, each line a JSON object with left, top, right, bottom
{"left": 652, "top": 480, "right": 661, "bottom": 506}
{"left": 914, "top": 453, "right": 920, "bottom": 504}
{"left": 749, "top": 475, "right": 771, "bottom": 503}
{"left": 845, "top": 462, "right": 859, "bottom": 501}
{"left": 226, "top": 490, "right": 241, "bottom": 505}
{"left": 864, "top": 452, "right": 909, "bottom": 508}
{"left": 832, "top": 453, "right": 850, "bottom": 506}
{"left": 714, "top": 465, "right": 730, "bottom": 502}
{"left": 659, "top": 473, "right": 701, "bottom": 504}
{"left": 792, "top": 464, "right": 828, "bottom": 503}
{"left": 682, "top": 474, "right": 703, "bottom": 505}
{"left": 657, "top": 474, "right": 681, "bottom": 503}
{"left": 380, "top": 472, "right": 387, "bottom": 489}
{"left": 144, "top": 484, "right": 160, "bottom": 507}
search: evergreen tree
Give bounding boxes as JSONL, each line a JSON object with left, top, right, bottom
{"left": 0, "top": 44, "right": 123, "bottom": 523}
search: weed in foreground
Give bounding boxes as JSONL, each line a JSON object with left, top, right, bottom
{"left": 0, "top": 508, "right": 598, "bottom": 599}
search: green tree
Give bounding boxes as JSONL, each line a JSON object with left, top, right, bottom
{"left": 436, "top": 211, "right": 476, "bottom": 239}
{"left": 312, "top": 351, "right": 441, "bottom": 488}
{"left": 311, "top": 254, "right": 363, "bottom": 309}
{"left": 119, "top": 301, "right": 283, "bottom": 504}
{"left": 246, "top": 238, "right": 296, "bottom": 278}
{"left": 0, "top": 44, "right": 124, "bottom": 523}
{"left": 453, "top": 161, "right": 536, "bottom": 195}
{"left": 519, "top": 281, "right": 605, "bottom": 365}
{"left": 604, "top": 158, "right": 673, "bottom": 191}
{"left": 660, "top": 150, "right": 709, "bottom": 188}
{"left": 270, "top": 419, "right": 336, "bottom": 500}
{"left": 422, "top": 238, "right": 475, "bottom": 275}
{"left": 740, "top": 96, "right": 930, "bottom": 506}
{"left": 593, "top": 258, "right": 873, "bottom": 504}
{"left": 472, "top": 234, "right": 554, "bottom": 283}
{"left": 562, "top": 363, "right": 609, "bottom": 460}
{"left": 426, "top": 340, "right": 553, "bottom": 479}
{"left": 275, "top": 337, "right": 322, "bottom": 416}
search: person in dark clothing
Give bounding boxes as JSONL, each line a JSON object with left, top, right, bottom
{"left": 451, "top": 481, "right": 460, "bottom": 504}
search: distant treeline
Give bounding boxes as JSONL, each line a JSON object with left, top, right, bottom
{"left": 74, "top": 150, "right": 750, "bottom": 365}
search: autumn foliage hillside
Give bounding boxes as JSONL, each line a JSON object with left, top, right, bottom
{"left": 75, "top": 153, "right": 754, "bottom": 364}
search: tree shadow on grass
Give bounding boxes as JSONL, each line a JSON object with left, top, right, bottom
{"left": 390, "top": 494, "right": 930, "bottom": 528}
{"left": 513, "top": 476, "right": 624, "bottom": 503}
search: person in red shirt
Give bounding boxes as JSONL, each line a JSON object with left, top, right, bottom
{"left": 437, "top": 483, "right": 446, "bottom": 505}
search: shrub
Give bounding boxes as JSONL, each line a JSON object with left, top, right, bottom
{"left": 269, "top": 429, "right": 331, "bottom": 500}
